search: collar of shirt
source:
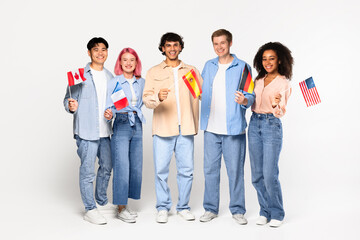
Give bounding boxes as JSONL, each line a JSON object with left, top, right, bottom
{"left": 159, "top": 60, "right": 191, "bottom": 70}
{"left": 84, "top": 62, "right": 92, "bottom": 73}
{"left": 84, "top": 62, "right": 113, "bottom": 79}
{"left": 118, "top": 74, "right": 140, "bottom": 85}
{"left": 209, "top": 54, "right": 241, "bottom": 69}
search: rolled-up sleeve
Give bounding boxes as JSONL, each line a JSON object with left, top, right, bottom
{"left": 143, "top": 69, "right": 161, "bottom": 109}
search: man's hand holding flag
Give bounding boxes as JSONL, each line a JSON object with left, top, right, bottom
{"left": 66, "top": 67, "right": 86, "bottom": 110}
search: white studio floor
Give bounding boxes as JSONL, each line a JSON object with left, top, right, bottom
{"left": 6, "top": 200, "right": 358, "bottom": 240}
{"left": 3, "top": 157, "right": 359, "bottom": 240}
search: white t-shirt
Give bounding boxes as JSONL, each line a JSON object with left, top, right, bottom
{"left": 206, "top": 62, "right": 231, "bottom": 135}
{"left": 172, "top": 65, "right": 181, "bottom": 125}
{"left": 126, "top": 76, "right": 137, "bottom": 107}
{"left": 91, "top": 67, "right": 111, "bottom": 138}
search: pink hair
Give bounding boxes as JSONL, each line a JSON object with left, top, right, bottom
{"left": 114, "top": 47, "right": 142, "bottom": 77}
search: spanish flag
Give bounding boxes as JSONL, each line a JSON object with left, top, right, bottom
{"left": 238, "top": 65, "right": 254, "bottom": 94}
{"left": 182, "top": 69, "right": 202, "bottom": 98}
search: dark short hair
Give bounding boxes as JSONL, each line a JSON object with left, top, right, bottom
{"left": 87, "top": 37, "right": 109, "bottom": 50}
{"left": 211, "top": 29, "right": 232, "bottom": 43}
{"left": 158, "top": 32, "right": 184, "bottom": 55}
{"left": 253, "top": 42, "right": 294, "bottom": 80}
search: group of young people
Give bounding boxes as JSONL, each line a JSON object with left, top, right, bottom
{"left": 64, "top": 29, "right": 294, "bottom": 228}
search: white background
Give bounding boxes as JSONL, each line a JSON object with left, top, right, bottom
{"left": 1, "top": 0, "right": 359, "bottom": 239}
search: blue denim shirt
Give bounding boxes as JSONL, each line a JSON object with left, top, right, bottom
{"left": 200, "top": 54, "right": 255, "bottom": 135}
{"left": 64, "top": 63, "right": 114, "bottom": 140}
{"left": 106, "top": 74, "right": 145, "bottom": 126}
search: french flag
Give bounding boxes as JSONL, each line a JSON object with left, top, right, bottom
{"left": 111, "top": 82, "right": 129, "bottom": 110}
{"left": 67, "top": 68, "right": 86, "bottom": 86}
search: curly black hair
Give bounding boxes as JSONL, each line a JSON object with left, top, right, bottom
{"left": 253, "top": 42, "right": 294, "bottom": 80}
{"left": 158, "top": 32, "right": 184, "bottom": 55}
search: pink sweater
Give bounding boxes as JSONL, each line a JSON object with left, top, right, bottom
{"left": 251, "top": 75, "right": 291, "bottom": 118}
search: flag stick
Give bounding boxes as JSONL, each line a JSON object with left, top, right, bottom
{"left": 280, "top": 87, "right": 291, "bottom": 94}
{"left": 272, "top": 87, "right": 291, "bottom": 108}
{"left": 168, "top": 82, "right": 175, "bottom": 90}
{"left": 68, "top": 85, "right": 72, "bottom": 99}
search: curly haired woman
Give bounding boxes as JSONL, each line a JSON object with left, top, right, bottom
{"left": 249, "top": 42, "right": 294, "bottom": 227}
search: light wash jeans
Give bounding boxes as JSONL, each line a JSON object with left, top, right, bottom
{"left": 153, "top": 130, "right": 194, "bottom": 212}
{"left": 203, "top": 131, "right": 246, "bottom": 215}
{"left": 75, "top": 135, "right": 112, "bottom": 211}
{"left": 248, "top": 113, "right": 284, "bottom": 221}
{"left": 111, "top": 114, "right": 143, "bottom": 205}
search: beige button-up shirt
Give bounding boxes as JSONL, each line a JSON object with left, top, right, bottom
{"left": 143, "top": 61, "right": 203, "bottom": 137}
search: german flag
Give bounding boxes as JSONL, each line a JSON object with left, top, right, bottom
{"left": 238, "top": 65, "right": 254, "bottom": 94}
{"left": 182, "top": 69, "right": 202, "bottom": 98}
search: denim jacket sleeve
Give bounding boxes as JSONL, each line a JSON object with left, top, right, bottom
{"left": 240, "top": 63, "right": 255, "bottom": 109}
{"left": 240, "top": 90, "right": 255, "bottom": 109}
{"left": 105, "top": 77, "right": 117, "bottom": 122}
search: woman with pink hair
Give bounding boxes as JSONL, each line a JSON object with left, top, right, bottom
{"left": 104, "top": 48, "right": 145, "bottom": 223}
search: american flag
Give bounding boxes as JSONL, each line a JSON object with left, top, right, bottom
{"left": 299, "top": 77, "right": 321, "bottom": 107}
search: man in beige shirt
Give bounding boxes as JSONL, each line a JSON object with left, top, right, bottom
{"left": 143, "top": 32, "right": 202, "bottom": 223}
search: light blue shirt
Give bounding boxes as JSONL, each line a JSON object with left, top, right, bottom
{"left": 64, "top": 63, "right": 114, "bottom": 141}
{"left": 200, "top": 54, "right": 255, "bottom": 135}
{"left": 106, "top": 74, "right": 145, "bottom": 126}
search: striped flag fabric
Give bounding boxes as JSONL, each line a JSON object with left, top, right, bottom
{"left": 182, "top": 69, "right": 202, "bottom": 98}
{"left": 238, "top": 65, "right": 254, "bottom": 93}
{"left": 111, "top": 82, "right": 129, "bottom": 110}
{"left": 299, "top": 77, "right": 321, "bottom": 107}
{"left": 67, "top": 68, "right": 86, "bottom": 86}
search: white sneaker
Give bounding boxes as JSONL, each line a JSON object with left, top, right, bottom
{"left": 177, "top": 209, "right": 195, "bottom": 221}
{"left": 126, "top": 206, "right": 138, "bottom": 218}
{"left": 84, "top": 208, "right": 107, "bottom": 225}
{"left": 256, "top": 216, "right": 268, "bottom": 225}
{"left": 97, "top": 203, "right": 116, "bottom": 212}
{"left": 269, "top": 219, "right": 283, "bottom": 227}
{"left": 117, "top": 208, "right": 136, "bottom": 223}
{"left": 232, "top": 214, "right": 248, "bottom": 225}
{"left": 199, "top": 211, "right": 217, "bottom": 222}
{"left": 156, "top": 210, "right": 168, "bottom": 223}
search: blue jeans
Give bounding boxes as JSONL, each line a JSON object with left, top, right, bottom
{"left": 75, "top": 135, "right": 112, "bottom": 211}
{"left": 203, "top": 131, "right": 246, "bottom": 215}
{"left": 248, "top": 113, "right": 284, "bottom": 221}
{"left": 153, "top": 131, "right": 194, "bottom": 211}
{"left": 111, "top": 114, "right": 143, "bottom": 205}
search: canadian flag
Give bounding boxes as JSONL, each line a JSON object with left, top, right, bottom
{"left": 111, "top": 82, "right": 129, "bottom": 110}
{"left": 67, "top": 68, "right": 86, "bottom": 86}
